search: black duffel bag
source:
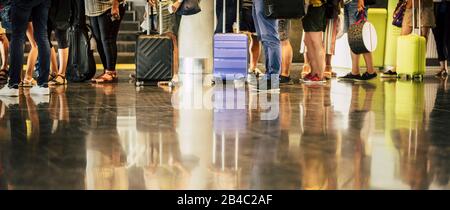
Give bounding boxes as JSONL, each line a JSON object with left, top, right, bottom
{"left": 176, "top": 0, "right": 201, "bottom": 16}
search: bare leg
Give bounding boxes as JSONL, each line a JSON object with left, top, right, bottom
{"left": 304, "top": 32, "right": 325, "bottom": 78}
{"left": 421, "top": 27, "right": 430, "bottom": 44}
{"left": 49, "top": 47, "right": 58, "bottom": 76}
{"left": 351, "top": 51, "right": 361, "bottom": 75}
{"left": 25, "top": 23, "right": 38, "bottom": 81}
{"left": 281, "top": 39, "right": 293, "bottom": 77}
{"left": 362, "top": 53, "right": 375, "bottom": 74}
{"left": 250, "top": 35, "right": 261, "bottom": 71}
{"left": 166, "top": 33, "right": 179, "bottom": 82}
{"left": 0, "top": 34, "right": 9, "bottom": 70}
{"left": 57, "top": 48, "right": 69, "bottom": 76}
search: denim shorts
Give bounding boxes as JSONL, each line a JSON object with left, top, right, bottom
{"left": 344, "top": 0, "right": 368, "bottom": 33}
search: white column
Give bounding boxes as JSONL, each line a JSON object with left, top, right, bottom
{"left": 178, "top": 0, "right": 215, "bottom": 74}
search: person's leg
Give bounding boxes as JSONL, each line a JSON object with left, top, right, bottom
{"left": 31, "top": 1, "right": 51, "bottom": 87}
{"left": 304, "top": 32, "right": 325, "bottom": 77}
{"left": 253, "top": 1, "right": 280, "bottom": 77}
{"left": 90, "top": 16, "right": 107, "bottom": 71}
{"left": 0, "top": 34, "right": 9, "bottom": 70}
{"left": 55, "top": 28, "right": 69, "bottom": 76}
{"left": 281, "top": 39, "right": 293, "bottom": 77}
{"left": 250, "top": 35, "right": 261, "bottom": 71}
{"left": 97, "top": 6, "right": 125, "bottom": 72}
{"left": 25, "top": 23, "right": 38, "bottom": 82}
{"left": 445, "top": 1, "right": 450, "bottom": 70}
{"left": 433, "top": 2, "right": 447, "bottom": 71}
{"left": 8, "top": 3, "right": 32, "bottom": 88}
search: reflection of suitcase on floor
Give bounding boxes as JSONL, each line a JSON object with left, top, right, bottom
{"left": 135, "top": 2, "right": 173, "bottom": 86}
{"left": 213, "top": 0, "right": 248, "bottom": 83}
{"left": 396, "top": 0, "right": 426, "bottom": 79}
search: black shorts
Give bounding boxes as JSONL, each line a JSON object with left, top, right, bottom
{"left": 240, "top": 7, "right": 256, "bottom": 33}
{"left": 302, "top": 5, "right": 326, "bottom": 32}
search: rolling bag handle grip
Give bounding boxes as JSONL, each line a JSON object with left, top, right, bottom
{"left": 223, "top": 0, "right": 226, "bottom": 33}
{"left": 159, "top": 0, "right": 163, "bottom": 35}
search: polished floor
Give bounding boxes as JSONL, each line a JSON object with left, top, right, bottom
{"left": 0, "top": 69, "right": 449, "bottom": 190}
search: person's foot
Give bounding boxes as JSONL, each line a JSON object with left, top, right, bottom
{"left": 323, "top": 66, "right": 336, "bottom": 80}
{"left": 48, "top": 74, "right": 67, "bottom": 86}
{"left": 358, "top": 72, "right": 378, "bottom": 81}
{"left": 30, "top": 86, "right": 50, "bottom": 95}
{"left": 279, "top": 75, "right": 293, "bottom": 85}
{"left": 92, "top": 71, "right": 118, "bottom": 83}
{"left": 338, "top": 73, "right": 362, "bottom": 81}
{"left": 0, "top": 68, "right": 8, "bottom": 84}
{"left": 48, "top": 72, "right": 57, "bottom": 82}
{"left": 300, "top": 73, "right": 326, "bottom": 84}
{"left": 0, "top": 86, "right": 19, "bottom": 97}
{"left": 301, "top": 64, "right": 311, "bottom": 78}
{"left": 381, "top": 70, "right": 398, "bottom": 78}
{"left": 20, "top": 78, "right": 37, "bottom": 87}
{"left": 435, "top": 69, "right": 448, "bottom": 78}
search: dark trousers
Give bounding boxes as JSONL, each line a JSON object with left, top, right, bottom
{"left": 433, "top": 2, "right": 450, "bottom": 62}
{"left": 215, "top": 0, "right": 240, "bottom": 33}
{"left": 9, "top": 0, "right": 51, "bottom": 88}
{"left": 89, "top": 4, "right": 125, "bottom": 71}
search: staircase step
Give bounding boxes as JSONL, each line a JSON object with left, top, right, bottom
{"left": 94, "top": 52, "right": 135, "bottom": 64}
{"left": 123, "top": 11, "right": 136, "bottom": 21}
{"left": 119, "top": 21, "right": 140, "bottom": 31}
{"left": 118, "top": 31, "right": 139, "bottom": 41}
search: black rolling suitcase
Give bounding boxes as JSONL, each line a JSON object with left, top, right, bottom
{"left": 135, "top": 1, "right": 173, "bottom": 86}
{"left": 263, "top": 0, "right": 305, "bottom": 19}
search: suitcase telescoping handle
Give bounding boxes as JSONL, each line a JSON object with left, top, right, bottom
{"left": 221, "top": 0, "right": 241, "bottom": 34}
{"left": 412, "top": 0, "right": 422, "bottom": 36}
{"left": 146, "top": 0, "right": 164, "bottom": 35}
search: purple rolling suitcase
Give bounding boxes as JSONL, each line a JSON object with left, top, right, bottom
{"left": 213, "top": 0, "right": 249, "bottom": 82}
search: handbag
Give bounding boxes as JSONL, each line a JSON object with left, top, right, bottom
{"left": 392, "top": 0, "right": 407, "bottom": 27}
{"left": 176, "top": 0, "right": 201, "bottom": 16}
{"left": 348, "top": 11, "right": 378, "bottom": 54}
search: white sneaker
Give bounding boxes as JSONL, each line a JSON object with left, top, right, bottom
{"left": 30, "top": 86, "right": 50, "bottom": 95}
{"left": 0, "top": 87, "right": 19, "bottom": 97}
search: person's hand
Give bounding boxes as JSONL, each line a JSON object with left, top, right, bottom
{"left": 148, "top": 0, "right": 157, "bottom": 7}
{"left": 111, "top": 1, "right": 120, "bottom": 19}
{"left": 172, "top": 1, "right": 182, "bottom": 13}
{"left": 357, "top": 0, "right": 365, "bottom": 12}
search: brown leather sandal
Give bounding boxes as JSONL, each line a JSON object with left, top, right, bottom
{"left": 92, "top": 71, "right": 118, "bottom": 83}
{"left": 0, "top": 68, "right": 8, "bottom": 83}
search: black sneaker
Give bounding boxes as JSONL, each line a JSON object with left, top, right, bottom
{"left": 279, "top": 75, "right": 293, "bottom": 85}
{"left": 338, "top": 73, "right": 362, "bottom": 81}
{"left": 381, "top": 70, "right": 398, "bottom": 78}
{"left": 359, "top": 72, "right": 378, "bottom": 81}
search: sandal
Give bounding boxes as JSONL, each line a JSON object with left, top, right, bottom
{"left": 436, "top": 69, "right": 448, "bottom": 77}
{"left": 48, "top": 74, "right": 67, "bottom": 86}
{"left": 92, "top": 71, "right": 118, "bottom": 83}
{"left": 0, "top": 68, "right": 8, "bottom": 83}
{"left": 48, "top": 72, "right": 57, "bottom": 82}
{"left": 20, "top": 78, "right": 37, "bottom": 87}
{"left": 323, "top": 66, "right": 337, "bottom": 80}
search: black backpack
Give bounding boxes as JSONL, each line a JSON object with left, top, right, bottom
{"left": 66, "top": 0, "right": 96, "bottom": 82}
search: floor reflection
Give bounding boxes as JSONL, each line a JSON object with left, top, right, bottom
{"left": 0, "top": 73, "right": 449, "bottom": 190}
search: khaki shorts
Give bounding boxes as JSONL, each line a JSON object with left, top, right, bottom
{"left": 403, "top": 7, "right": 436, "bottom": 28}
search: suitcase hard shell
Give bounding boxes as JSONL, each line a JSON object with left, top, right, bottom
{"left": 135, "top": 2, "right": 173, "bottom": 86}
{"left": 213, "top": 0, "right": 249, "bottom": 82}
{"left": 396, "top": 34, "right": 426, "bottom": 79}
{"left": 213, "top": 34, "right": 248, "bottom": 81}
{"left": 135, "top": 34, "right": 173, "bottom": 85}
{"left": 263, "top": 0, "right": 305, "bottom": 19}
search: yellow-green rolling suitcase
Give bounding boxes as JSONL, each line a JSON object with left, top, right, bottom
{"left": 395, "top": 0, "right": 426, "bottom": 80}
